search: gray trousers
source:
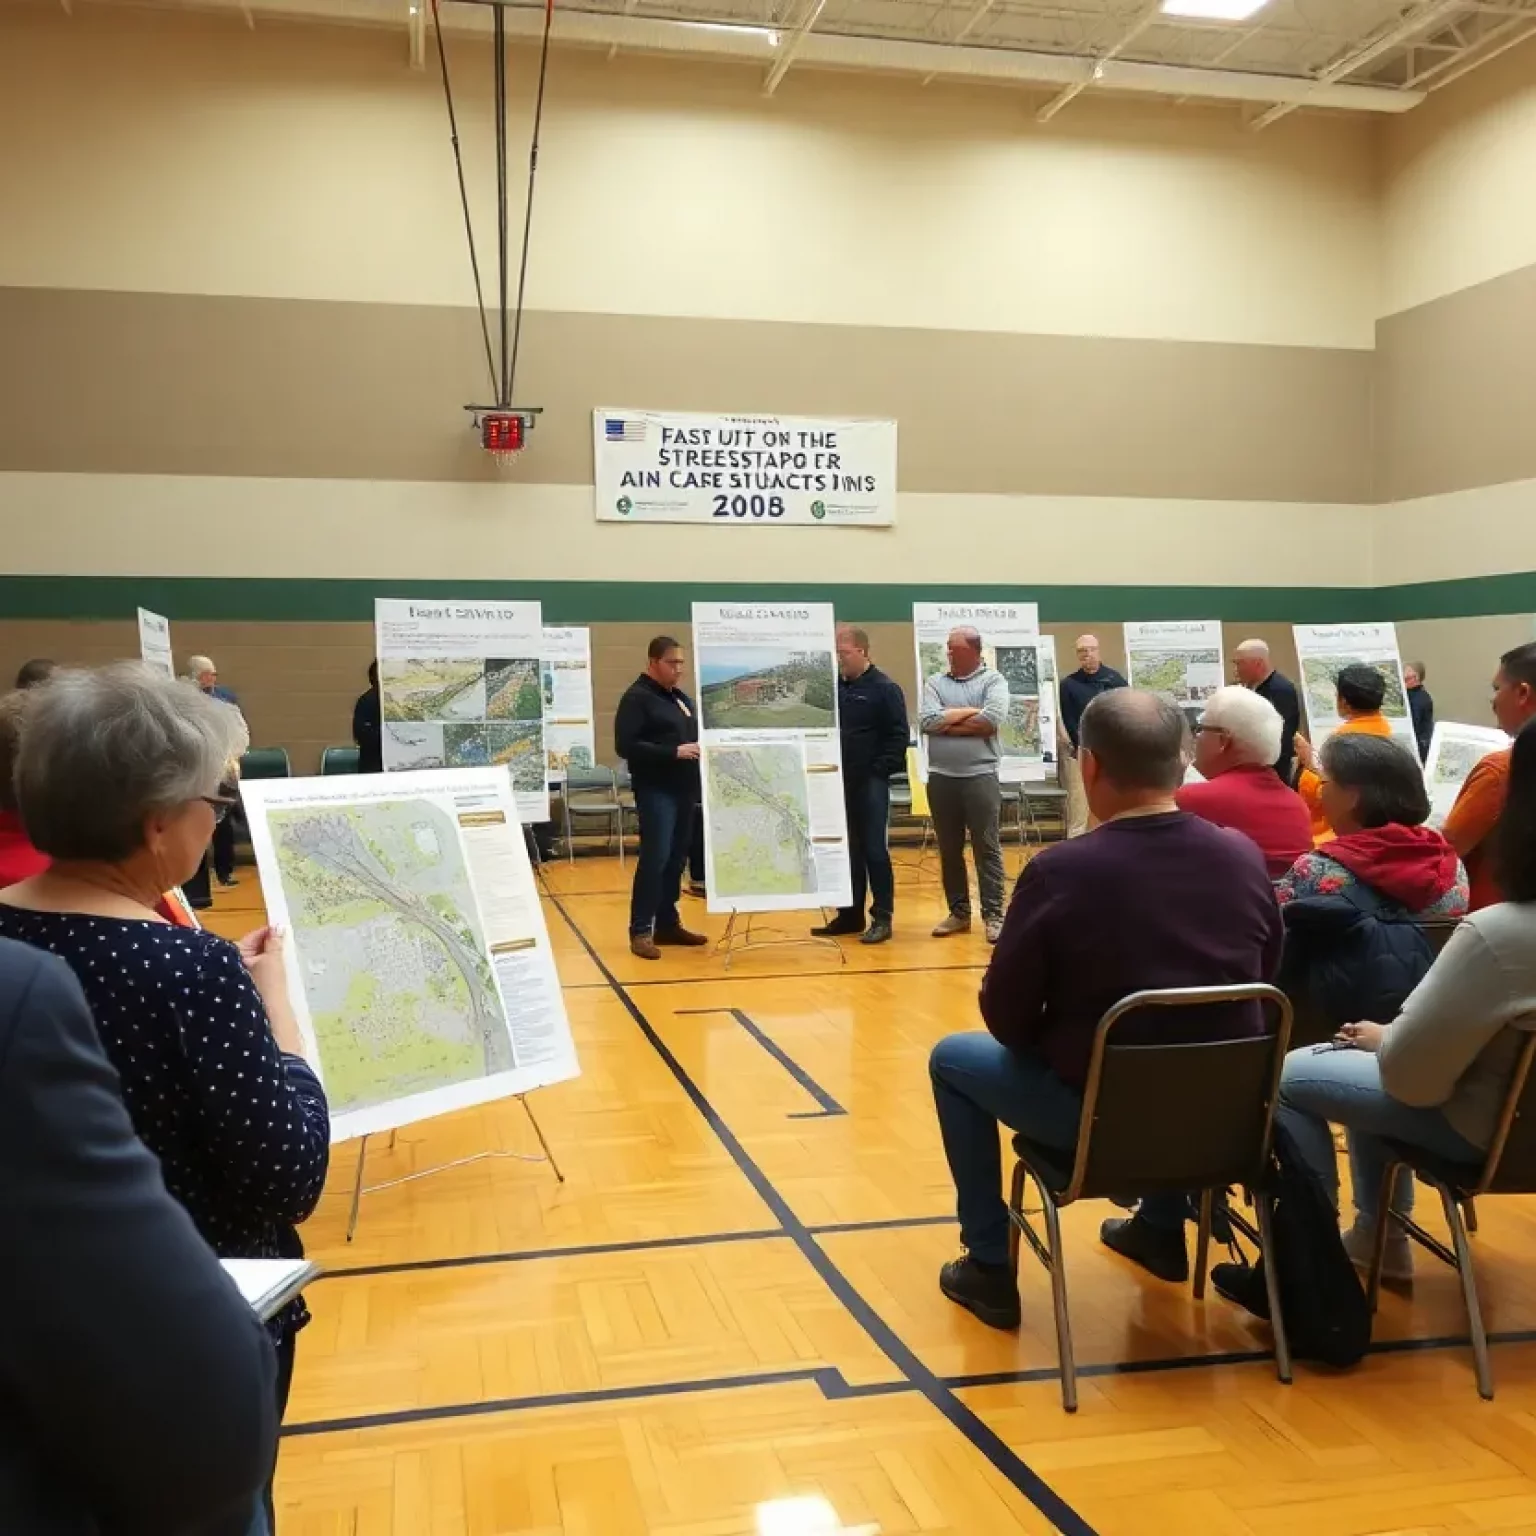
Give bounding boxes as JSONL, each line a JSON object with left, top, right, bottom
{"left": 927, "top": 771, "right": 1006, "bottom": 922}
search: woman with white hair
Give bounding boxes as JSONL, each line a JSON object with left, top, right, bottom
{"left": 0, "top": 663, "right": 329, "bottom": 1530}
{"left": 1176, "top": 685, "right": 1313, "bottom": 878}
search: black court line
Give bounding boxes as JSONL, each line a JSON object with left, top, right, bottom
{"left": 678, "top": 1006, "right": 846, "bottom": 1118}
{"left": 548, "top": 894, "right": 1097, "bottom": 1536}
{"left": 624, "top": 961, "right": 988, "bottom": 988}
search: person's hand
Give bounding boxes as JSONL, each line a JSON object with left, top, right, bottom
{"left": 677, "top": 742, "right": 701, "bottom": 761}
{"left": 1336, "top": 1020, "right": 1386, "bottom": 1053}
{"left": 237, "top": 926, "right": 305, "bottom": 1054}
{"left": 1294, "top": 732, "right": 1315, "bottom": 772}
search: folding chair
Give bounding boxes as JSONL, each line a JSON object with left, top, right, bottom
{"left": 563, "top": 767, "right": 626, "bottom": 865}
{"left": 1007, "top": 983, "right": 1293, "bottom": 1412}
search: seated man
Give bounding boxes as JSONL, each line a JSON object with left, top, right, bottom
{"left": 1177, "top": 685, "right": 1312, "bottom": 879}
{"left": 1294, "top": 664, "right": 1393, "bottom": 844}
{"left": 928, "top": 690, "right": 1283, "bottom": 1328}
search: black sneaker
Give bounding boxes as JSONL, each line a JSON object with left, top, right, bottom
{"left": 1211, "top": 1260, "right": 1270, "bottom": 1320}
{"left": 217, "top": 875, "right": 240, "bottom": 889}
{"left": 811, "top": 917, "right": 864, "bottom": 937}
{"left": 1100, "top": 1215, "right": 1189, "bottom": 1283}
{"left": 938, "top": 1255, "right": 1021, "bottom": 1330}
{"left": 860, "top": 920, "right": 893, "bottom": 945}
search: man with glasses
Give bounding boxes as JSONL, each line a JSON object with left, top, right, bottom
{"left": 615, "top": 636, "right": 708, "bottom": 960}
{"left": 1177, "top": 686, "right": 1311, "bottom": 878}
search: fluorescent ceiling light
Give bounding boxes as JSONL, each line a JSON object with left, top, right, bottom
{"left": 681, "top": 20, "right": 780, "bottom": 43}
{"left": 1161, "top": 0, "right": 1271, "bottom": 18}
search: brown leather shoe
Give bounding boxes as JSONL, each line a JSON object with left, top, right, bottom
{"left": 654, "top": 925, "right": 708, "bottom": 947}
{"left": 630, "top": 934, "right": 662, "bottom": 960}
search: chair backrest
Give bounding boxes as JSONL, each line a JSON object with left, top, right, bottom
{"left": 1418, "top": 918, "right": 1462, "bottom": 957}
{"left": 320, "top": 746, "right": 360, "bottom": 775}
{"left": 1065, "top": 984, "right": 1292, "bottom": 1203}
{"left": 564, "top": 766, "right": 617, "bottom": 800}
{"left": 239, "top": 746, "right": 292, "bottom": 780}
{"left": 1478, "top": 1031, "right": 1536, "bottom": 1194}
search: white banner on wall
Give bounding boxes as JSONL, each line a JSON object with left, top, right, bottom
{"left": 692, "top": 601, "right": 852, "bottom": 914}
{"left": 1124, "top": 619, "right": 1224, "bottom": 723}
{"left": 1424, "top": 721, "right": 1509, "bottom": 827}
{"left": 375, "top": 599, "right": 548, "bottom": 823}
{"left": 594, "top": 409, "right": 896, "bottom": 526}
{"left": 137, "top": 608, "right": 174, "bottom": 678}
{"left": 541, "top": 627, "right": 596, "bottom": 783}
{"left": 241, "top": 767, "right": 578, "bottom": 1143}
{"left": 912, "top": 602, "right": 1055, "bottom": 784}
{"left": 1292, "top": 622, "right": 1413, "bottom": 750}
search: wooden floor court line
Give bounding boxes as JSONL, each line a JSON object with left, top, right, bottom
{"left": 676, "top": 1005, "right": 848, "bottom": 1116}
{"left": 546, "top": 891, "right": 1100, "bottom": 1536}
{"left": 623, "top": 961, "right": 988, "bottom": 988}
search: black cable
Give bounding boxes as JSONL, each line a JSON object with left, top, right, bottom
{"left": 506, "top": 0, "right": 555, "bottom": 405}
{"left": 430, "top": 0, "right": 497, "bottom": 400}
{"left": 493, "top": 3, "right": 511, "bottom": 406}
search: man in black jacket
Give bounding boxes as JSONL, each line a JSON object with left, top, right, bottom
{"left": 1234, "top": 638, "right": 1301, "bottom": 784}
{"left": 0, "top": 938, "right": 278, "bottom": 1535}
{"left": 813, "top": 626, "right": 909, "bottom": 945}
{"left": 615, "top": 635, "right": 708, "bottom": 960}
{"left": 1404, "top": 660, "right": 1434, "bottom": 764}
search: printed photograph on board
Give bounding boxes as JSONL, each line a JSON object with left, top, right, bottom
{"left": 698, "top": 645, "right": 837, "bottom": 730}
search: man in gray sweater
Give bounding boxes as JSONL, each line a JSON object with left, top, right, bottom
{"left": 920, "top": 627, "right": 1010, "bottom": 942}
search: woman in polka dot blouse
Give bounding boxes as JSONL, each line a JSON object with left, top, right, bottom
{"left": 0, "top": 662, "right": 330, "bottom": 1528}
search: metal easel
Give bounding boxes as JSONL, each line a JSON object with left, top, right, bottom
{"left": 712, "top": 908, "right": 848, "bottom": 972}
{"left": 345, "top": 1092, "right": 564, "bottom": 1242}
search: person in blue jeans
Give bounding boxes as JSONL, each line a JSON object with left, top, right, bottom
{"left": 929, "top": 690, "right": 1283, "bottom": 1329}
{"left": 615, "top": 636, "right": 708, "bottom": 961}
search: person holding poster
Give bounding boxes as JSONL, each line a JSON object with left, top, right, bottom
{"left": 920, "top": 627, "right": 1009, "bottom": 943}
{"left": 811, "top": 626, "right": 908, "bottom": 945}
{"left": 615, "top": 636, "right": 708, "bottom": 960}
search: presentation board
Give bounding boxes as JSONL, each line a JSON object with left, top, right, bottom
{"left": 912, "top": 602, "right": 1054, "bottom": 783}
{"left": 541, "top": 627, "right": 596, "bottom": 782}
{"left": 241, "top": 767, "right": 578, "bottom": 1143}
{"left": 1038, "top": 634, "right": 1061, "bottom": 775}
{"left": 594, "top": 409, "right": 897, "bottom": 527}
{"left": 1424, "top": 722, "right": 1509, "bottom": 826}
{"left": 137, "top": 608, "right": 174, "bottom": 678}
{"left": 375, "top": 599, "right": 548, "bottom": 823}
{"left": 1292, "top": 623, "right": 1413, "bottom": 750}
{"left": 692, "top": 601, "right": 852, "bottom": 914}
{"left": 1124, "top": 620, "right": 1223, "bottom": 725}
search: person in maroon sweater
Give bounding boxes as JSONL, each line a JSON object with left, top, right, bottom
{"left": 929, "top": 689, "right": 1284, "bottom": 1329}
{"left": 1177, "top": 685, "right": 1313, "bottom": 879}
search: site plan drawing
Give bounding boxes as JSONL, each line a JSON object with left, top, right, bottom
{"left": 706, "top": 742, "right": 817, "bottom": 899}
{"left": 1424, "top": 721, "right": 1509, "bottom": 826}
{"left": 1293, "top": 623, "right": 1413, "bottom": 751}
{"left": 1124, "top": 619, "right": 1224, "bottom": 720}
{"left": 542, "top": 627, "right": 596, "bottom": 780}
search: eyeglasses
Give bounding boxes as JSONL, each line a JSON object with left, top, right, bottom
{"left": 1191, "top": 723, "right": 1229, "bottom": 736}
{"left": 200, "top": 780, "right": 240, "bottom": 824}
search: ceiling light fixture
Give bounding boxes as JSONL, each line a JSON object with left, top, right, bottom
{"left": 680, "top": 20, "right": 781, "bottom": 43}
{"left": 1160, "top": 0, "right": 1271, "bottom": 19}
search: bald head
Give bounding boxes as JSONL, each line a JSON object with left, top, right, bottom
{"left": 1233, "top": 637, "right": 1273, "bottom": 688}
{"left": 1074, "top": 634, "right": 1101, "bottom": 674}
{"left": 1079, "top": 689, "right": 1187, "bottom": 794}
{"left": 946, "top": 626, "right": 983, "bottom": 676}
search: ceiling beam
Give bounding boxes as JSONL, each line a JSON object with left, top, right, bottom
{"left": 763, "top": 0, "right": 829, "bottom": 95}
{"left": 920, "top": 0, "right": 997, "bottom": 85}
{"left": 1036, "top": 0, "right": 1161, "bottom": 123}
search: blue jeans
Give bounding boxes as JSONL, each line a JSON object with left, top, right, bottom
{"left": 629, "top": 784, "right": 696, "bottom": 936}
{"left": 1277, "top": 1045, "right": 1484, "bottom": 1223}
{"left": 929, "top": 1031, "right": 1188, "bottom": 1266}
{"left": 841, "top": 775, "right": 894, "bottom": 923}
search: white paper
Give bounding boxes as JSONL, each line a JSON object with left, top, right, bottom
{"left": 693, "top": 603, "right": 852, "bottom": 914}
{"left": 221, "top": 1258, "right": 318, "bottom": 1321}
{"left": 137, "top": 608, "right": 174, "bottom": 678}
{"left": 1031, "top": 636, "right": 1060, "bottom": 783}
{"left": 375, "top": 598, "right": 548, "bottom": 823}
{"left": 1292, "top": 622, "right": 1414, "bottom": 751}
{"left": 541, "top": 627, "right": 596, "bottom": 782}
{"left": 911, "top": 602, "right": 1054, "bottom": 785}
{"left": 1124, "top": 619, "right": 1224, "bottom": 713}
{"left": 240, "top": 767, "right": 578, "bottom": 1143}
{"left": 594, "top": 409, "right": 896, "bottom": 526}
{"left": 1424, "top": 721, "right": 1509, "bottom": 827}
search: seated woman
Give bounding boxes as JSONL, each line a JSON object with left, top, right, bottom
{"left": 0, "top": 663, "right": 329, "bottom": 1527}
{"left": 1277, "top": 718, "right": 1536, "bottom": 1280}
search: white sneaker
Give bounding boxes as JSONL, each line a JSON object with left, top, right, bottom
{"left": 1342, "top": 1220, "right": 1413, "bottom": 1283}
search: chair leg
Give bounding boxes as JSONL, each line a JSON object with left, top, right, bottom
{"left": 1255, "top": 1193, "right": 1292, "bottom": 1385}
{"left": 1037, "top": 1192, "right": 1077, "bottom": 1413}
{"left": 1366, "top": 1162, "right": 1401, "bottom": 1315}
{"left": 1193, "top": 1188, "right": 1213, "bottom": 1301}
{"left": 1007, "top": 1160, "right": 1025, "bottom": 1279}
{"left": 1463, "top": 1196, "right": 1479, "bottom": 1234}
{"left": 1436, "top": 1181, "right": 1494, "bottom": 1400}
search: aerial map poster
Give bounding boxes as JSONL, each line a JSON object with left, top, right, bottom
{"left": 241, "top": 767, "right": 578, "bottom": 1143}
{"left": 137, "top": 607, "right": 175, "bottom": 678}
{"left": 1293, "top": 622, "right": 1413, "bottom": 751}
{"left": 541, "top": 626, "right": 596, "bottom": 782}
{"left": 375, "top": 599, "right": 548, "bottom": 823}
{"left": 692, "top": 601, "right": 853, "bottom": 915}
{"left": 1424, "top": 721, "right": 1509, "bottom": 826}
{"left": 911, "top": 602, "right": 1055, "bottom": 783}
{"left": 1124, "top": 619, "right": 1224, "bottom": 725}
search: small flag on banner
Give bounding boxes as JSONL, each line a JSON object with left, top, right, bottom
{"left": 605, "top": 417, "right": 646, "bottom": 443}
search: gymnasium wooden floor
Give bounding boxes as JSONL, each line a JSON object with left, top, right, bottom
{"left": 202, "top": 849, "right": 1536, "bottom": 1536}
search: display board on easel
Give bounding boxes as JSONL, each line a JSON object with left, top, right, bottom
{"left": 1293, "top": 622, "right": 1413, "bottom": 751}
{"left": 137, "top": 607, "right": 175, "bottom": 678}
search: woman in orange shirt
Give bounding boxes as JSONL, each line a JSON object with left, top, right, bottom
{"left": 1294, "top": 664, "right": 1396, "bottom": 844}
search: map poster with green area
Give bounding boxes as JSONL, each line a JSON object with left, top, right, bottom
{"left": 692, "top": 602, "right": 852, "bottom": 915}
{"left": 1293, "top": 622, "right": 1414, "bottom": 752}
{"left": 1124, "top": 619, "right": 1224, "bottom": 722}
{"left": 240, "top": 767, "right": 577, "bottom": 1143}
{"left": 1424, "top": 721, "right": 1508, "bottom": 825}
{"left": 375, "top": 598, "right": 548, "bottom": 824}
{"left": 912, "top": 602, "right": 1055, "bottom": 784}
{"left": 541, "top": 626, "right": 596, "bottom": 783}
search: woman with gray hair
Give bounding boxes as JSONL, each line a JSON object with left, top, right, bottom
{"left": 0, "top": 663, "right": 329, "bottom": 1530}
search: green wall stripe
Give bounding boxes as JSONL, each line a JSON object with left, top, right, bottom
{"left": 0, "top": 572, "right": 1531, "bottom": 624}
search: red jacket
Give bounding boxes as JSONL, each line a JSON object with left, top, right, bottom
{"left": 1176, "top": 764, "right": 1313, "bottom": 880}
{"left": 0, "top": 811, "right": 47, "bottom": 890}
